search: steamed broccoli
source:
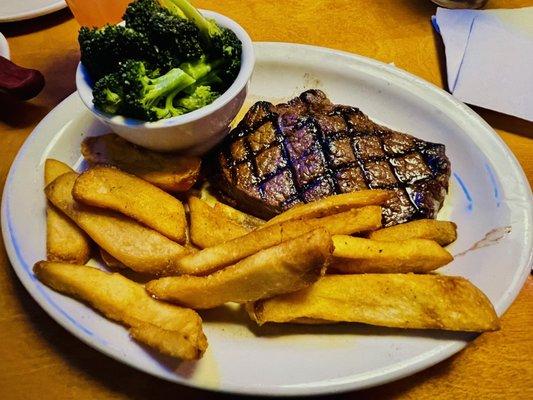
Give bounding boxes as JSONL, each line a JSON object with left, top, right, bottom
{"left": 93, "top": 60, "right": 195, "bottom": 121}
{"left": 83, "top": 0, "right": 242, "bottom": 121}
{"left": 160, "top": 0, "right": 242, "bottom": 85}
{"left": 79, "top": 25, "right": 154, "bottom": 81}
{"left": 177, "top": 85, "right": 220, "bottom": 112}
{"left": 92, "top": 73, "right": 124, "bottom": 114}
{"left": 124, "top": 0, "right": 203, "bottom": 69}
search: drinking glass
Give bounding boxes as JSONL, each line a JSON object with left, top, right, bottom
{"left": 65, "top": 0, "right": 132, "bottom": 27}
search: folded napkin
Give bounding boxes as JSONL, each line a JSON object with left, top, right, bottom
{"left": 433, "top": 7, "right": 533, "bottom": 122}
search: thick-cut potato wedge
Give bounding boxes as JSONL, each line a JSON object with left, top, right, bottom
{"left": 199, "top": 184, "right": 264, "bottom": 229}
{"left": 331, "top": 236, "right": 453, "bottom": 273}
{"left": 188, "top": 196, "right": 250, "bottom": 248}
{"left": 369, "top": 219, "right": 458, "bottom": 246}
{"left": 173, "top": 206, "right": 381, "bottom": 276}
{"left": 129, "top": 323, "right": 204, "bottom": 359}
{"left": 44, "top": 158, "right": 74, "bottom": 185}
{"left": 147, "top": 229, "right": 332, "bottom": 309}
{"left": 264, "top": 190, "right": 392, "bottom": 226}
{"left": 100, "top": 248, "right": 125, "bottom": 269}
{"left": 73, "top": 166, "right": 187, "bottom": 243}
{"left": 81, "top": 134, "right": 201, "bottom": 192}
{"left": 45, "top": 173, "right": 187, "bottom": 275}
{"left": 198, "top": 183, "right": 219, "bottom": 207}
{"left": 247, "top": 274, "right": 500, "bottom": 332}
{"left": 45, "top": 159, "right": 91, "bottom": 264}
{"left": 213, "top": 202, "right": 265, "bottom": 230}
{"left": 34, "top": 261, "right": 207, "bottom": 359}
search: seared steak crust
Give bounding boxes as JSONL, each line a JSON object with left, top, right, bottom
{"left": 209, "top": 90, "right": 450, "bottom": 226}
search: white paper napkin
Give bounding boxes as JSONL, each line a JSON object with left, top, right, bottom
{"left": 433, "top": 7, "right": 533, "bottom": 122}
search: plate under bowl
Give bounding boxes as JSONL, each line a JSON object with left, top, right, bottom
{"left": 2, "top": 42, "right": 531, "bottom": 396}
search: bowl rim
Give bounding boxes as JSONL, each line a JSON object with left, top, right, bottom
{"left": 75, "top": 9, "right": 255, "bottom": 128}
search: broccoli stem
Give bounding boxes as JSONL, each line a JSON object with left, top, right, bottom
{"left": 179, "top": 57, "right": 222, "bottom": 80}
{"left": 157, "top": 0, "right": 186, "bottom": 18}
{"left": 159, "top": 0, "right": 221, "bottom": 38}
{"left": 142, "top": 68, "right": 195, "bottom": 108}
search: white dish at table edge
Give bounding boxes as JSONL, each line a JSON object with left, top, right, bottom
{"left": 0, "top": 0, "right": 66, "bottom": 23}
{"left": 0, "top": 32, "right": 10, "bottom": 59}
{"left": 2, "top": 42, "right": 532, "bottom": 397}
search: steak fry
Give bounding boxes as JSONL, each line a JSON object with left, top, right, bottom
{"left": 45, "top": 159, "right": 91, "bottom": 264}
{"left": 247, "top": 274, "right": 500, "bottom": 332}
{"left": 331, "top": 236, "right": 453, "bottom": 273}
{"left": 73, "top": 166, "right": 187, "bottom": 243}
{"left": 188, "top": 196, "right": 250, "bottom": 248}
{"left": 146, "top": 229, "right": 332, "bottom": 309}
{"left": 369, "top": 219, "right": 457, "bottom": 246}
{"left": 172, "top": 205, "right": 381, "bottom": 276}
{"left": 264, "top": 190, "right": 392, "bottom": 226}
{"left": 34, "top": 261, "right": 207, "bottom": 360}
{"left": 81, "top": 134, "right": 201, "bottom": 192}
{"left": 45, "top": 173, "right": 187, "bottom": 275}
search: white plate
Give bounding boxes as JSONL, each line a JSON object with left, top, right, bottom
{"left": 0, "top": 32, "right": 9, "bottom": 59}
{"left": 2, "top": 43, "right": 532, "bottom": 396}
{"left": 0, "top": 0, "right": 66, "bottom": 23}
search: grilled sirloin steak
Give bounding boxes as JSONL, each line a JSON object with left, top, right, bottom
{"left": 208, "top": 90, "right": 450, "bottom": 226}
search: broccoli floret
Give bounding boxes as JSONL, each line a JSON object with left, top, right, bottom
{"left": 177, "top": 85, "right": 220, "bottom": 112}
{"left": 120, "top": 60, "right": 196, "bottom": 121}
{"left": 123, "top": 0, "right": 161, "bottom": 30}
{"left": 92, "top": 60, "right": 195, "bottom": 121}
{"left": 79, "top": 25, "right": 154, "bottom": 81}
{"left": 93, "top": 73, "right": 124, "bottom": 114}
{"left": 159, "top": 0, "right": 242, "bottom": 86}
{"left": 124, "top": 0, "right": 203, "bottom": 68}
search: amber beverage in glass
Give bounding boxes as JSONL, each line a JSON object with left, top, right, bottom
{"left": 65, "top": 0, "right": 132, "bottom": 27}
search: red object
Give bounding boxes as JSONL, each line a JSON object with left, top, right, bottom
{"left": 0, "top": 55, "right": 45, "bottom": 100}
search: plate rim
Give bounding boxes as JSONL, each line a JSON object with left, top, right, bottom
{"left": 0, "top": 0, "right": 66, "bottom": 23}
{"left": 0, "top": 32, "right": 10, "bottom": 59}
{"left": 2, "top": 41, "right": 532, "bottom": 396}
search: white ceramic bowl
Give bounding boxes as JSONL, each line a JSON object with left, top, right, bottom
{"left": 76, "top": 10, "right": 254, "bottom": 153}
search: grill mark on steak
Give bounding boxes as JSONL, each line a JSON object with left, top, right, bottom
{"left": 208, "top": 90, "right": 451, "bottom": 226}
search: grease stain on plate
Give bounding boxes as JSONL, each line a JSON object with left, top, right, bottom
{"left": 454, "top": 226, "right": 512, "bottom": 258}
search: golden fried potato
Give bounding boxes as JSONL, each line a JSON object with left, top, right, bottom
{"left": 369, "top": 219, "right": 458, "bottom": 246}
{"left": 173, "top": 206, "right": 381, "bottom": 276}
{"left": 199, "top": 183, "right": 264, "bottom": 229}
{"left": 247, "top": 274, "right": 500, "bottom": 332}
{"left": 34, "top": 261, "right": 207, "bottom": 359}
{"left": 331, "top": 236, "right": 453, "bottom": 273}
{"left": 188, "top": 196, "right": 250, "bottom": 248}
{"left": 81, "top": 134, "right": 201, "bottom": 192}
{"left": 44, "top": 158, "right": 73, "bottom": 185}
{"left": 100, "top": 248, "right": 125, "bottom": 269}
{"left": 264, "top": 190, "right": 392, "bottom": 226}
{"left": 129, "top": 323, "right": 204, "bottom": 359}
{"left": 73, "top": 166, "right": 187, "bottom": 243}
{"left": 147, "top": 229, "right": 332, "bottom": 309}
{"left": 213, "top": 202, "right": 265, "bottom": 230}
{"left": 45, "top": 159, "right": 91, "bottom": 264}
{"left": 45, "top": 173, "right": 187, "bottom": 275}
{"left": 198, "top": 182, "right": 219, "bottom": 207}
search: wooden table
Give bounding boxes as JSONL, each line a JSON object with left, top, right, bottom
{"left": 1, "top": 1, "right": 532, "bottom": 398}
